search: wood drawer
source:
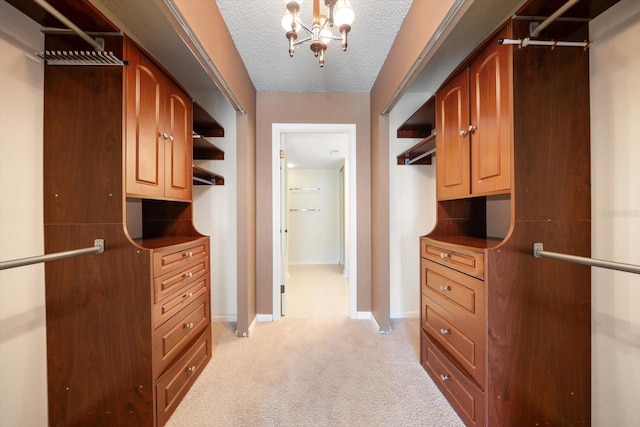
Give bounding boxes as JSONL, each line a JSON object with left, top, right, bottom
{"left": 153, "top": 239, "right": 209, "bottom": 277}
{"left": 153, "top": 258, "right": 209, "bottom": 304}
{"left": 422, "top": 296, "right": 485, "bottom": 386}
{"left": 421, "top": 240, "right": 484, "bottom": 280}
{"left": 156, "top": 327, "right": 211, "bottom": 427}
{"left": 153, "top": 275, "right": 209, "bottom": 329}
{"left": 153, "top": 292, "right": 210, "bottom": 377}
{"left": 422, "top": 259, "right": 485, "bottom": 323}
{"left": 422, "top": 331, "right": 485, "bottom": 427}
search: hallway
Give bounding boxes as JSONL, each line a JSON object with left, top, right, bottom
{"left": 285, "top": 264, "right": 349, "bottom": 318}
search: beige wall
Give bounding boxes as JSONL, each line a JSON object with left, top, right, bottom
{"left": 369, "top": 0, "right": 454, "bottom": 331}
{"left": 173, "top": 0, "right": 257, "bottom": 335}
{"left": 255, "top": 91, "right": 371, "bottom": 315}
{"left": 589, "top": 0, "right": 640, "bottom": 423}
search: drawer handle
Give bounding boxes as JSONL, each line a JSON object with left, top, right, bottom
{"left": 439, "top": 285, "right": 451, "bottom": 292}
{"left": 440, "top": 252, "right": 449, "bottom": 260}
{"left": 187, "top": 365, "right": 196, "bottom": 373}
{"left": 440, "top": 328, "right": 450, "bottom": 335}
{"left": 185, "top": 322, "right": 194, "bottom": 330}
{"left": 183, "top": 272, "right": 193, "bottom": 279}
{"left": 184, "top": 292, "right": 193, "bottom": 299}
{"left": 183, "top": 251, "right": 193, "bottom": 258}
{"left": 440, "top": 374, "right": 450, "bottom": 382}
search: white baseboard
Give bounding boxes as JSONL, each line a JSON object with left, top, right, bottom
{"left": 355, "top": 311, "right": 371, "bottom": 320}
{"left": 235, "top": 315, "right": 257, "bottom": 337}
{"left": 212, "top": 315, "right": 238, "bottom": 322}
{"left": 256, "top": 313, "right": 274, "bottom": 322}
{"left": 391, "top": 311, "right": 420, "bottom": 319}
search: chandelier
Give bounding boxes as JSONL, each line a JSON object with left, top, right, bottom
{"left": 281, "top": 0, "right": 355, "bottom": 67}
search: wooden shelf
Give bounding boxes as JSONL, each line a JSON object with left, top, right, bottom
{"left": 396, "top": 96, "right": 435, "bottom": 139}
{"left": 193, "top": 102, "right": 224, "bottom": 138}
{"left": 396, "top": 133, "right": 436, "bottom": 165}
{"left": 193, "top": 137, "right": 224, "bottom": 160}
{"left": 193, "top": 164, "right": 224, "bottom": 186}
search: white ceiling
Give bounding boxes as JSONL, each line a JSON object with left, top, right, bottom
{"left": 215, "top": 0, "right": 413, "bottom": 93}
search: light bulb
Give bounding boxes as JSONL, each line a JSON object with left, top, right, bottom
{"left": 320, "top": 27, "right": 333, "bottom": 44}
{"left": 334, "top": 0, "right": 354, "bottom": 27}
{"left": 281, "top": 11, "right": 298, "bottom": 32}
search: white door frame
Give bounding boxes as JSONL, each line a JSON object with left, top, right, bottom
{"left": 272, "top": 123, "right": 357, "bottom": 320}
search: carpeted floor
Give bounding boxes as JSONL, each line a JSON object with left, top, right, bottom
{"left": 165, "top": 317, "right": 464, "bottom": 427}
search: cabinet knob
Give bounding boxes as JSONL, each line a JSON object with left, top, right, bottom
{"left": 169, "top": 135, "right": 174, "bottom": 141}
{"left": 160, "top": 132, "right": 169, "bottom": 139}
{"left": 185, "top": 292, "right": 193, "bottom": 298}
{"left": 440, "top": 328, "right": 450, "bottom": 335}
{"left": 185, "top": 322, "right": 194, "bottom": 329}
{"left": 440, "top": 252, "right": 449, "bottom": 260}
{"left": 439, "top": 285, "right": 451, "bottom": 292}
{"left": 440, "top": 374, "right": 450, "bottom": 382}
{"left": 468, "top": 125, "right": 477, "bottom": 133}
{"left": 187, "top": 365, "right": 196, "bottom": 373}
{"left": 183, "top": 272, "right": 193, "bottom": 279}
{"left": 183, "top": 251, "right": 193, "bottom": 258}
{"left": 459, "top": 129, "right": 468, "bottom": 137}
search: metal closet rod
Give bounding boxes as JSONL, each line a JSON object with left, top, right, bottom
{"left": 533, "top": 243, "right": 640, "bottom": 275}
{"left": 498, "top": 38, "right": 590, "bottom": 49}
{"left": 33, "top": 0, "right": 103, "bottom": 51}
{"left": 0, "top": 239, "right": 105, "bottom": 271}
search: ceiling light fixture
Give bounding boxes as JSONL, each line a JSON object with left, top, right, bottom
{"left": 281, "top": 0, "right": 355, "bottom": 67}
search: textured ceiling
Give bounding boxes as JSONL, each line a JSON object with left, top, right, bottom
{"left": 215, "top": 0, "right": 413, "bottom": 92}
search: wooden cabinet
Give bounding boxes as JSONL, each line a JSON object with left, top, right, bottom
{"left": 43, "top": 33, "right": 212, "bottom": 427}
{"left": 192, "top": 102, "right": 225, "bottom": 186}
{"left": 421, "top": 16, "right": 592, "bottom": 426}
{"left": 125, "top": 44, "right": 192, "bottom": 201}
{"left": 436, "top": 26, "right": 511, "bottom": 200}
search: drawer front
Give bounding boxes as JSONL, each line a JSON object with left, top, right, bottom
{"left": 421, "top": 241, "right": 484, "bottom": 280}
{"left": 153, "top": 239, "right": 208, "bottom": 277}
{"left": 423, "top": 296, "right": 484, "bottom": 385}
{"left": 156, "top": 327, "right": 211, "bottom": 427}
{"left": 153, "top": 292, "right": 210, "bottom": 376}
{"left": 422, "top": 259, "right": 485, "bottom": 321}
{"left": 153, "top": 276, "right": 209, "bottom": 329}
{"left": 422, "top": 331, "right": 485, "bottom": 427}
{"left": 153, "top": 259, "right": 209, "bottom": 304}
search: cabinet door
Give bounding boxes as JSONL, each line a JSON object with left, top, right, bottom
{"left": 163, "top": 85, "right": 192, "bottom": 201}
{"left": 125, "top": 47, "right": 164, "bottom": 199}
{"left": 469, "top": 28, "right": 512, "bottom": 195}
{"left": 436, "top": 69, "right": 470, "bottom": 200}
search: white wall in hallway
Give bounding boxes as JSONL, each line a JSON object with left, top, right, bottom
{"left": 389, "top": 92, "right": 438, "bottom": 318}
{"left": 287, "top": 169, "right": 341, "bottom": 265}
{"left": 0, "top": 2, "right": 48, "bottom": 425}
{"left": 590, "top": 0, "right": 640, "bottom": 423}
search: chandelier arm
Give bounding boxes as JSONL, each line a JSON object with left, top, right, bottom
{"left": 298, "top": 22, "right": 313, "bottom": 34}
{"left": 293, "top": 36, "right": 313, "bottom": 46}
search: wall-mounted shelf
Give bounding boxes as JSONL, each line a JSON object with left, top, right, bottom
{"left": 193, "top": 136, "right": 224, "bottom": 160}
{"left": 193, "top": 164, "right": 224, "bottom": 186}
{"left": 193, "top": 102, "right": 224, "bottom": 137}
{"left": 192, "top": 102, "right": 224, "bottom": 186}
{"left": 396, "top": 133, "right": 436, "bottom": 165}
{"left": 396, "top": 96, "right": 435, "bottom": 139}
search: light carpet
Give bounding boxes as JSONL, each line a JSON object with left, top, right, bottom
{"left": 165, "top": 317, "right": 464, "bottom": 427}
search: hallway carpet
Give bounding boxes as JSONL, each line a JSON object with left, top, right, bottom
{"left": 165, "top": 317, "right": 464, "bottom": 427}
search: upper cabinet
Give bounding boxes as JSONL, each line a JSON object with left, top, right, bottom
{"left": 125, "top": 43, "right": 193, "bottom": 201}
{"left": 436, "top": 26, "right": 512, "bottom": 200}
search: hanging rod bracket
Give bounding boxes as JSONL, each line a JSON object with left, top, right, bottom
{"left": 94, "top": 239, "right": 105, "bottom": 254}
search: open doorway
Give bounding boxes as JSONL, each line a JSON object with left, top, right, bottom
{"left": 272, "top": 123, "right": 357, "bottom": 320}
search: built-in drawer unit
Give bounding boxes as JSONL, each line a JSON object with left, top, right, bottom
{"left": 422, "top": 296, "right": 485, "bottom": 386}
{"left": 422, "top": 259, "right": 485, "bottom": 330}
{"left": 153, "top": 258, "right": 209, "bottom": 305}
{"left": 156, "top": 328, "right": 212, "bottom": 427}
{"left": 421, "top": 239, "right": 484, "bottom": 280}
{"left": 153, "top": 275, "right": 209, "bottom": 328}
{"left": 153, "top": 239, "right": 209, "bottom": 277}
{"left": 153, "top": 292, "right": 210, "bottom": 377}
{"left": 422, "top": 331, "right": 485, "bottom": 427}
